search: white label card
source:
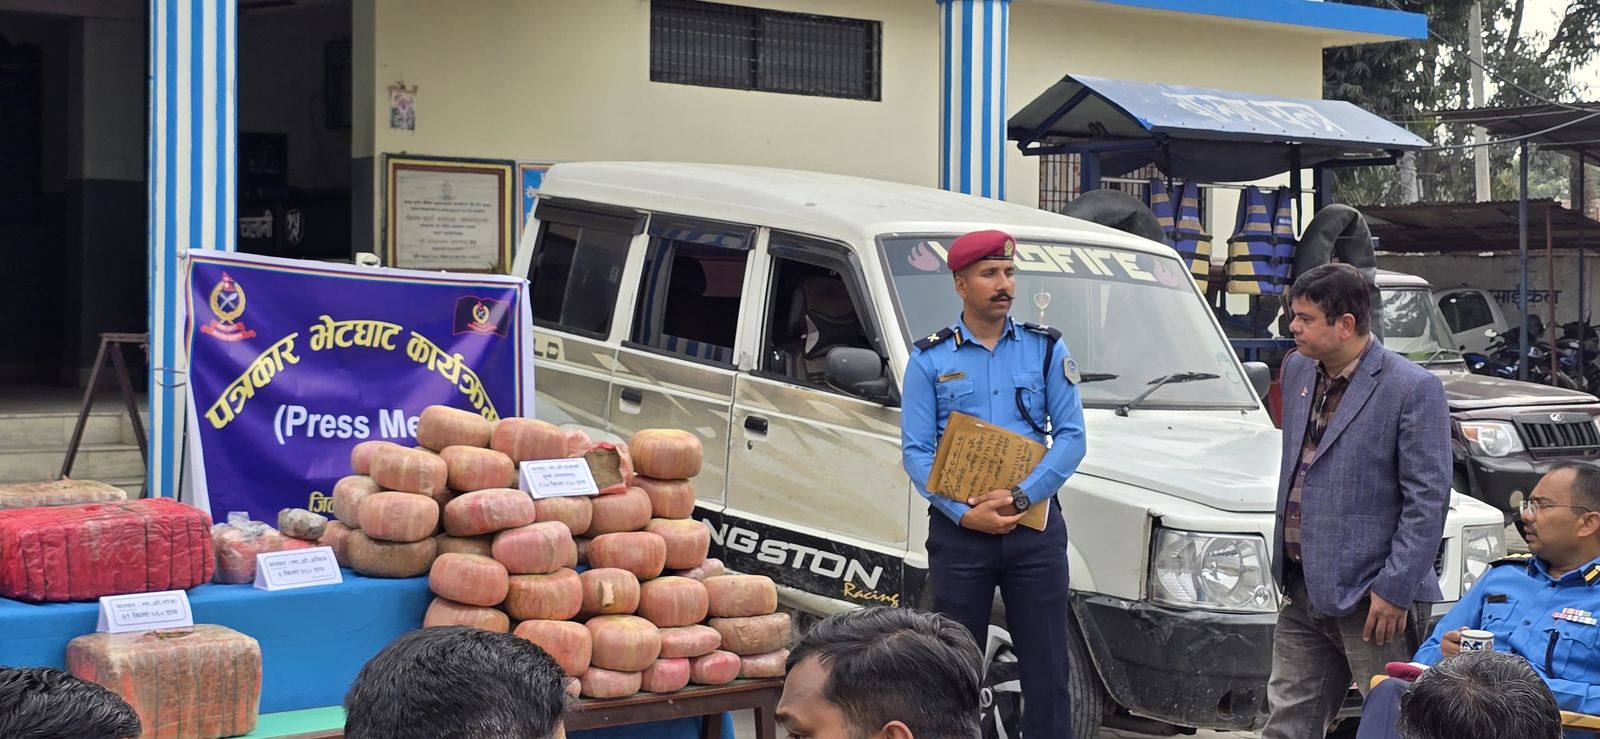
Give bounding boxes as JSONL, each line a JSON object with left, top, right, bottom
{"left": 520, "top": 459, "right": 599, "bottom": 498}
{"left": 254, "top": 546, "right": 344, "bottom": 591}
{"left": 97, "top": 590, "right": 194, "bottom": 633}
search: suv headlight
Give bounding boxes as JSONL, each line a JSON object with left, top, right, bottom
{"left": 1460, "top": 421, "right": 1525, "bottom": 457}
{"left": 1150, "top": 528, "right": 1279, "bottom": 613}
{"left": 1461, "top": 524, "right": 1506, "bottom": 593}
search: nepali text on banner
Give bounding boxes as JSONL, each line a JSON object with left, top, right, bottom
{"left": 183, "top": 251, "right": 534, "bottom": 523}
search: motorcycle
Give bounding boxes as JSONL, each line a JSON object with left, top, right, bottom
{"left": 1484, "top": 321, "right": 1585, "bottom": 390}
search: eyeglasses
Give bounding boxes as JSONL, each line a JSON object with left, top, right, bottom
{"left": 1519, "top": 499, "right": 1595, "bottom": 517}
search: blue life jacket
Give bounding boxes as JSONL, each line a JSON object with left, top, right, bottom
{"left": 1225, "top": 186, "right": 1297, "bottom": 296}
{"left": 1148, "top": 178, "right": 1212, "bottom": 291}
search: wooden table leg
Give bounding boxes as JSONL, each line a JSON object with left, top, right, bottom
{"left": 699, "top": 712, "right": 722, "bottom": 739}
{"left": 755, "top": 692, "right": 779, "bottom": 739}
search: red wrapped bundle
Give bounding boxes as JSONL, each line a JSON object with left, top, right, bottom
{"left": 0, "top": 498, "right": 214, "bottom": 602}
{"left": 68, "top": 624, "right": 262, "bottom": 739}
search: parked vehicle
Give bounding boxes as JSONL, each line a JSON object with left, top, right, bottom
{"left": 1436, "top": 286, "right": 1511, "bottom": 354}
{"left": 1378, "top": 271, "right": 1600, "bottom": 522}
{"left": 511, "top": 162, "right": 1506, "bottom": 736}
{"left": 1479, "top": 318, "right": 1585, "bottom": 391}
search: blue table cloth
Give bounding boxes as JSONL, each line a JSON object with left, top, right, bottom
{"left": 0, "top": 569, "right": 734, "bottom": 738}
{"left": 0, "top": 569, "right": 433, "bottom": 713}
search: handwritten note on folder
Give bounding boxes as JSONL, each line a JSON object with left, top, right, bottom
{"left": 927, "top": 412, "right": 1050, "bottom": 532}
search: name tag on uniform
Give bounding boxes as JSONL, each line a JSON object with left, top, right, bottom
{"left": 937, "top": 371, "right": 966, "bottom": 382}
{"left": 1486, "top": 593, "right": 1508, "bottom": 603}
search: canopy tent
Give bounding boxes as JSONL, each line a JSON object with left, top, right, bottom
{"left": 1361, "top": 200, "right": 1600, "bottom": 253}
{"left": 1007, "top": 74, "right": 1429, "bottom": 183}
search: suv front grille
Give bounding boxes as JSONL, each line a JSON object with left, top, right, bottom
{"left": 1516, "top": 414, "right": 1600, "bottom": 453}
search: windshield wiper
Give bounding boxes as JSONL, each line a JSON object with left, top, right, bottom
{"left": 1417, "top": 348, "right": 1462, "bottom": 364}
{"left": 1079, "top": 372, "right": 1118, "bottom": 383}
{"left": 1115, "top": 372, "right": 1221, "bottom": 416}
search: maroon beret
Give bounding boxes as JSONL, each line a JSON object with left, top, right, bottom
{"left": 946, "top": 229, "right": 1016, "bottom": 272}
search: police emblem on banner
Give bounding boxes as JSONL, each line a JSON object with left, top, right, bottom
{"left": 200, "top": 273, "right": 257, "bottom": 342}
{"left": 453, "top": 296, "right": 510, "bottom": 337}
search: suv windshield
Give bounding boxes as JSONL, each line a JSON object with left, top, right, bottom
{"left": 879, "top": 236, "right": 1256, "bottom": 409}
{"left": 1380, "top": 288, "right": 1462, "bottom": 363}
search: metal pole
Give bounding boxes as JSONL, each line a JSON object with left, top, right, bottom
{"left": 1580, "top": 152, "right": 1588, "bottom": 381}
{"left": 1520, "top": 140, "right": 1531, "bottom": 381}
{"left": 1548, "top": 205, "right": 1558, "bottom": 385}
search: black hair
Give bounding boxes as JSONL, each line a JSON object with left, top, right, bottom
{"left": 1286, "top": 263, "right": 1373, "bottom": 335}
{"left": 1549, "top": 461, "right": 1600, "bottom": 512}
{"left": 344, "top": 626, "right": 567, "bottom": 739}
{"left": 784, "top": 607, "right": 982, "bottom": 739}
{"left": 1397, "top": 651, "right": 1562, "bottom": 739}
{"left": 0, "top": 666, "right": 142, "bottom": 739}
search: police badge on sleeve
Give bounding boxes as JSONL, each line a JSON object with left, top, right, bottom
{"left": 1063, "top": 356, "right": 1080, "bottom": 385}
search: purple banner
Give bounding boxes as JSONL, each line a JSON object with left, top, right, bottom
{"left": 184, "top": 252, "right": 533, "bottom": 523}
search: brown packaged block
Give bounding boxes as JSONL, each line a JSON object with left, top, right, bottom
{"left": 0, "top": 479, "right": 128, "bottom": 509}
{"left": 67, "top": 625, "right": 262, "bottom": 739}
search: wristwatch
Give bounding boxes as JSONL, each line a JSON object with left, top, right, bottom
{"left": 1009, "top": 485, "right": 1031, "bottom": 512}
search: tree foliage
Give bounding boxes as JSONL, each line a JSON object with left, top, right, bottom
{"left": 1323, "top": 0, "right": 1600, "bottom": 205}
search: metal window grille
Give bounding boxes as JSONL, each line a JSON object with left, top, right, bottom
{"left": 650, "top": 0, "right": 881, "bottom": 101}
{"left": 1038, "top": 153, "right": 1207, "bottom": 236}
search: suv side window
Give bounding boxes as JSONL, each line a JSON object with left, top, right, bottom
{"left": 526, "top": 201, "right": 641, "bottom": 338}
{"left": 759, "top": 233, "right": 878, "bottom": 388}
{"left": 1440, "top": 291, "right": 1493, "bottom": 332}
{"left": 629, "top": 216, "right": 754, "bottom": 365}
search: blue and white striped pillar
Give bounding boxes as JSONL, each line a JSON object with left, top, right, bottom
{"left": 938, "top": 0, "right": 1010, "bottom": 199}
{"left": 149, "top": 0, "right": 236, "bottom": 499}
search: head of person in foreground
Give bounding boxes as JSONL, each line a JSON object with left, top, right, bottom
{"left": 778, "top": 607, "right": 983, "bottom": 739}
{"left": 0, "top": 666, "right": 142, "bottom": 739}
{"left": 344, "top": 625, "right": 568, "bottom": 739}
{"left": 1398, "top": 650, "right": 1562, "bottom": 739}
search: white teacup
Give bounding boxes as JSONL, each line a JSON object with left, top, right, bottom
{"left": 1459, "top": 629, "right": 1495, "bottom": 652}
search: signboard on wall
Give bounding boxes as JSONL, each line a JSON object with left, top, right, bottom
{"left": 384, "top": 155, "right": 515, "bottom": 273}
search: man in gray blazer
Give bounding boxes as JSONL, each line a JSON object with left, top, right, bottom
{"left": 1261, "top": 263, "right": 1452, "bottom": 739}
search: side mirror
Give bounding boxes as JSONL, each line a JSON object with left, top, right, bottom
{"left": 1243, "top": 361, "right": 1271, "bottom": 398}
{"left": 825, "top": 348, "right": 899, "bottom": 406}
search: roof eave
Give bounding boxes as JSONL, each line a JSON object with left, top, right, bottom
{"left": 1056, "top": 0, "right": 1426, "bottom": 46}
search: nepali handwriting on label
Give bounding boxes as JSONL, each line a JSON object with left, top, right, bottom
{"left": 97, "top": 590, "right": 194, "bottom": 634}
{"left": 520, "top": 459, "right": 599, "bottom": 499}
{"left": 254, "top": 547, "right": 343, "bottom": 591}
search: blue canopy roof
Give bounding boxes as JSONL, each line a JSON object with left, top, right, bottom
{"left": 1008, "top": 74, "right": 1429, "bottom": 181}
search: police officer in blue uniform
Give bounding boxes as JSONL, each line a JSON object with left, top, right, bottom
{"left": 1356, "top": 462, "right": 1600, "bottom": 738}
{"left": 901, "top": 229, "right": 1088, "bottom": 738}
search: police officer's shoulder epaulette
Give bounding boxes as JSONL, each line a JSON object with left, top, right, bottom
{"left": 1020, "top": 322, "right": 1062, "bottom": 342}
{"left": 914, "top": 327, "right": 956, "bottom": 351}
{"left": 1490, "top": 552, "right": 1535, "bottom": 568}
{"left": 1585, "top": 561, "right": 1600, "bottom": 586}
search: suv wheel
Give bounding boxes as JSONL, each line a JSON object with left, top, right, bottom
{"left": 980, "top": 616, "right": 1109, "bottom": 738}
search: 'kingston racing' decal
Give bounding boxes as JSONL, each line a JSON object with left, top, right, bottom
{"left": 696, "top": 507, "right": 926, "bottom": 609}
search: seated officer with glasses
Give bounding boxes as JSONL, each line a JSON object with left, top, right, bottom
{"left": 1357, "top": 461, "right": 1600, "bottom": 738}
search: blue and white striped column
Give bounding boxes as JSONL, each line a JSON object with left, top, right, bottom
{"left": 149, "top": 0, "right": 236, "bottom": 499}
{"left": 938, "top": 0, "right": 1010, "bottom": 199}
